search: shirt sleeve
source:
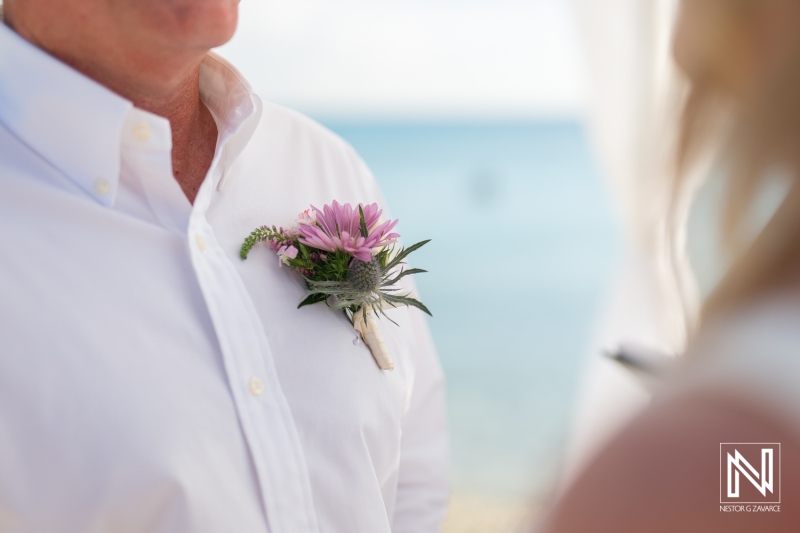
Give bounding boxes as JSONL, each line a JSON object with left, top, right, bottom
{"left": 340, "top": 141, "right": 450, "bottom": 531}
{"left": 338, "top": 139, "right": 450, "bottom": 533}
{"left": 391, "top": 302, "right": 450, "bottom": 532}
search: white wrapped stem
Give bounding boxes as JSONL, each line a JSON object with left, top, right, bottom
{"left": 352, "top": 308, "right": 394, "bottom": 371}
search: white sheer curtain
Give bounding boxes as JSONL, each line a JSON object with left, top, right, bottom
{"left": 560, "top": 0, "right": 688, "bottom": 488}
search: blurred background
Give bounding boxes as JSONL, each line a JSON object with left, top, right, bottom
{"left": 217, "top": 1, "right": 623, "bottom": 531}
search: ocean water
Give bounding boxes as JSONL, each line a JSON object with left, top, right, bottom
{"left": 323, "top": 121, "right": 621, "bottom": 501}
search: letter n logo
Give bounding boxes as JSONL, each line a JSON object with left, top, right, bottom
{"left": 720, "top": 443, "right": 781, "bottom": 504}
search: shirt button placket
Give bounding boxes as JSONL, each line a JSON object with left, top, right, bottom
{"left": 194, "top": 233, "right": 207, "bottom": 252}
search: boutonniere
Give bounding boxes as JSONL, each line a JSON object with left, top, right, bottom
{"left": 240, "top": 200, "right": 431, "bottom": 371}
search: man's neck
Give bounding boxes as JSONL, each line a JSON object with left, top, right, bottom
{"left": 130, "top": 67, "right": 219, "bottom": 205}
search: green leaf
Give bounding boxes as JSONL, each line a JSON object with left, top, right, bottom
{"left": 358, "top": 205, "right": 369, "bottom": 238}
{"left": 382, "top": 293, "right": 433, "bottom": 316}
{"left": 375, "top": 304, "right": 400, "bottom": 326}
{"left": 385, "top": 239, "right": 431, "bottom": 271}
{"left": 297, "top": 293, "right": 328, "bottom": 309}
{"left": 383, "top": 267, "right": 427, "bottom": 287}
{"left": 298, "top": 242, "right": 311, "bottom": 260}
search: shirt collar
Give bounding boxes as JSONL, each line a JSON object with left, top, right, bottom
{"left": 198, "top": 51, "right": 262, "bottom": 193}
{"left": 0, "top": 22, "right": 133, "bottom": 206}
{"left": 0, "top": 21, "right": 261, "bottom": 207}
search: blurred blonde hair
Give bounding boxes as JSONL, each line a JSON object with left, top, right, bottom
{"left": 675, "top": 0, "right": 800, "bottom": 325}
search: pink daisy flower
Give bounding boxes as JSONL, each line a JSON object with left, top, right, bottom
{"left": 297, "top": 200, "right": 399, "bottom": 262}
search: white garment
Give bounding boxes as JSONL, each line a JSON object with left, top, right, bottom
{"left": 668, "top": 292, "right": 800, "bottom": 436}
{"left": 0, "top": 22, "right": 447, "bottom": 533}
{"left": 562, "top": 0, "right": 681, "bottom": 489}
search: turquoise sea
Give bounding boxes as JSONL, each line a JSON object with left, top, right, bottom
{"left": 323, "top": 121, "right": 620, "bottom": 501}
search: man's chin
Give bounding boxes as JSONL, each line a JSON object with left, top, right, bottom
{"left": 144, "top": 1, "right": 240, "bottom": 52}
{"left": 195, "top": 2, "right": 239, "bottom": 48}
{"left": 198, "top": 22, "right": 239, "bottom": 51}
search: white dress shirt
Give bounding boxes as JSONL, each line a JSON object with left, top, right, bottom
{"left": 0, "top": 21, "right": 447, "bottom": 533}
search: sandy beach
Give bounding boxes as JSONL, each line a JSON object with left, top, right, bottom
{"left": 442, "top": 492, "right": 539, "bottom": 533}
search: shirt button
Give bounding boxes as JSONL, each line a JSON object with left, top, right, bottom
{"left": 94, "top": 178, "right": 111, "bottom": 195}
{"left": 249, "top": 377, "right": 265, "bottom": 397}
{"left": 131, "top": 122, "right": 152, "bottom": 142}
{"left": 194, "top": 233, "right": 207, "bottom": 252}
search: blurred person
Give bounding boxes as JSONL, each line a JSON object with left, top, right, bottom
{"left": 561, "top": 0, "right": 684, "bottom": 486}
{"left": 0, "top": 1, "right": 447, "bottom": 532}
{"left": 541, "top": 0, "right": 800, "bottom": 530}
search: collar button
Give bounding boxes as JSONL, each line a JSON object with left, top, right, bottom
{"left": 131, "top": 122, "right": 152, "bottom": 142}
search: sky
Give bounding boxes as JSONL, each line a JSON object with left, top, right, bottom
{"left": 215, "top": 0, "right": 589, "bottom": 121}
